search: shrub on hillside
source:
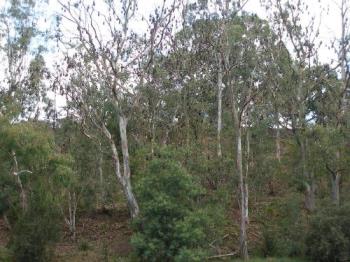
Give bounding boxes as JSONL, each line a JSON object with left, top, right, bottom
{"left": 306, "top": 204, "right": 350, "bottom": 262}
{"left": 131, "top": 159, "right": 208, "bottom": 261}
{"left": 10, "top": 184, "right": 61, "bottom": 262}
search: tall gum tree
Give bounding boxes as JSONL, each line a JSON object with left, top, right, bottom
{"left": 330, "top": 0, "right": 350, "bottom": 205}
{"left": 181, "top": 2, "right": 274, "bottom": 258}
{"left": 263, "top": 0, "right": 324, "bottom": 211}
{"left": 219, "top": 13, "right": 271, "bottom": 259}
{"left": 0, "top": 0, "right": 50, "bottom": 120}
{"left": 57, "top": 0, "right": 179, "bottom": 218}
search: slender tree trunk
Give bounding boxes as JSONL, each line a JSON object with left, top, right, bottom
{"left": 119, "top": 116, "right": 140, "bottom": 218}
{"left": 340, "top": 0, "right": 348, "bottom": 117}
{"left": 237, "top": 126, "right": 248, "bottom": 260}
{"left": 73, "top": 192, "right": 77, "bottom": 239}
{"left": 222, "top": 1, "right": 247, "bottom": 257}
{"left": 331, "top": 172, "right": 341, "bottom": 206}
{"left": 331, "top": 0, "right": 347, "bottom": 206}
{"left": 305, "top": 179, "right": 316, "bottom": 212}
{"left": 102, "top": 119, "right": 139, "bottom": 219}
{"left": 12, "top": 150, "right": 27, "bottom": 211}
{"left": 301, "top": 139, "right": 315, "bottom": 211}
{"left": 185, "top": 104, "right": 190, "bottom": 148}
{"left": 231, "top": 99, "right": 248, "bottom": 260}
{"left": 66, "top": 191, "right": 77, "bottom": 240}
{"left": 275, "top": 111, "right": 281, "bottom": 162}
{"left": 296, "top": 67, "right": 315, "bottom": 212}
{"left": 151, "top": 117, "right": 156, "bottom": 155}
{"left": 244, "top": 130, "right": 250, "bottom": 225}
{"left": 97, "top": 142, "right": 105, "bottom": 210}
{"left": 162, "top": 129, "right": 170, "bottom": 146}
{"left": 217, "top": 55, "right": 223, "bottom": 158}
{"left": 184, "top": 83, "right": 190, "bottom": 148}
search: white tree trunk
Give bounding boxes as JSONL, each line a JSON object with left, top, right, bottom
{"left": 102, "top": 117, "right": 139, "bottom": 219}
{"left": 12, "top": 150, "right": 27, "bottom": 211}
{"left": 300, "top": 139, "right": 315, "bottom": 212}
{"left": 217, "top": 55, "right": 223, "bottom": 158}
{"left": 65, "top": 191, "right": 77, "bottom": 240}
{"left": 231, "top": 99, "right": 249, "bottom": 260}
{"left": 304, "top": 180, "right": 316, "bottom": 212}
{"left": 244, "top": 130, "right": 250, "bottom": 225}
{"left": 237, "top": 127, "right": 248, "bottom": 260}
{"left": 275, "top": 111, "right": 281, "bottom": 162}
{"left": 119, "top": 116, "right": 140, "bottom": 218}
{"left": 331, "top": 172, "right": 341, "bottom": 206}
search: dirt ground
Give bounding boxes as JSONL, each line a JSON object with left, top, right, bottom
{"left": 0, "top": 207, "right": 133, "bottom": 261}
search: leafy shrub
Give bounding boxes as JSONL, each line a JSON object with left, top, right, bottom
{"left": 131, "top": 159, "right": 208, "bottom": 261}
{"left": 306, "top": 204, "right": 350, "bottom": 262}
{"left": 10, "top": 184, "right": 61, "bottom": 262}
{"left": 259, "top": 194, "right": 306, "bottom": 258}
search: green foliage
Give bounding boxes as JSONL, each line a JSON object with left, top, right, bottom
{"left": 0, "top": 121, "right": 57, "bottom": 224}
{"left": 306, "top": 204, "right": 350, "bottom": 262}
{"left": 0, "top": 121, "right": 54, "bottom": 172}
{"left": 0, "top": 247, "right": 13, "bottom": 262}
{"left": 10, "top": 183, "right": 61, "bottom": 262}
{"left": 78, "top": 239, "right": 91, "bottom": 251}
{"left": 259, "top": 194, "right": 306, "bottom": 258}
{"left": 131, "top": 158, "right": 208, "bottom": 261}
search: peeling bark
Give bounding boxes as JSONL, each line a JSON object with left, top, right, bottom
{"left": 102, "top": 117, "right": 139, "bottom": 219}
{"left": 119, "top": 115, "right": 140, "bottom": 218}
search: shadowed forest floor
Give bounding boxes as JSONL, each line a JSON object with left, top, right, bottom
{"left": 0, "top": 207, "right": 133, "bottom": 262}
{"left": 0, "top": 201, "right": 309, "bottom": 261}
{"left": 0, "top": 210, "right": 307, "bottom": 262}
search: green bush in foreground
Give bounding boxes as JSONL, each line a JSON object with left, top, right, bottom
{"left": 10, "top": 184, "right": 61, "bottom": 262}
{"left": 131, "top": 159, "right": 208, "bottom": 261}
{"left": 306, "top": 204, "right": 350, "bottom": 262}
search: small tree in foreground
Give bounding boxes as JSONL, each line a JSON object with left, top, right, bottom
{"left": 131, "top": 158, "right": 208, "bottom": 261}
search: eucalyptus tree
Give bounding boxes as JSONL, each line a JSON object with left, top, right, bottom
{"left": 57, "top": 0, "right": 180, "bottom": 218}
{"left": 181, "top": 2, "right": 276, "bottom": 257}
{"left": 178, "top": 7, "right": 268, "bottom": 258}
{"left": 263, "top": 0, "right": 324, "bottom": 211}
{"left": 263, "top": 29, "right": 294, "bottom": 163}
{"left": 223, "top": 15, "right": 272, "bottom": 259}
{"left": 324, "top": 0, "right": 350, "bottom": 205}
{"left": 0, "top": 0, "right": 51, "bottom": 217}
{"left": 183, "top": 0, "right": 250, "bottom": 159}
{"left": 0, "top": 0, "right": 50, "bottom": 119}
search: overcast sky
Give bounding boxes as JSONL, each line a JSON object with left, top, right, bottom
{"left": 43, "top": 0, "right": 344, "bottom": 63}
{"left": 0, "top": 0, "right": 344, "bottom": 61}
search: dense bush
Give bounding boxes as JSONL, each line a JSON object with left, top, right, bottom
{"left": 131, "top": 159, "right": 208, "bottom": 261}
{"left": 10, "top": 184, "right": 61, "bottom": 262}
{"left": 259, "top": 194, "right": 306, "bottom": 258}
{"left": 306, "top": 204, "right": 350, "bottom": 262}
